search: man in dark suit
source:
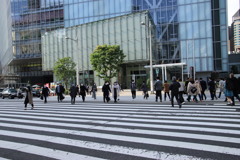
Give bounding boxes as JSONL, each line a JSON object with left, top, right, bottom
{"left": 56, "top": 83, "right": 65, "bottom": 102}
{"left": 169, "top": 77, "right": 181, "bottom": 108}
{"left": 154, "top": 77, "right": 163, "bottom": 102}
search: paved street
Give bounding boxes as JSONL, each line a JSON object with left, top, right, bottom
{"left": 0, "top": 93, "right": 240, "bottom": 160}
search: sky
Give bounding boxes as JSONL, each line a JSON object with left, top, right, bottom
{"left": 228, "top": 0, "right": 240, "bottom": 25}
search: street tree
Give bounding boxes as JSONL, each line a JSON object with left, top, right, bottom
{"left": 53, "top": 57, "right": 76, "bottom": 89}
{"left": 90, "top": 45, "right": 126, "bottom": 82}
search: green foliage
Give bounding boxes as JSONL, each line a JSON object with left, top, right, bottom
{"left": 90, "top": 45, "right": 126, "bottom": 82}
{"left": 53, "top": 57, "right": 76, "bottom": 88}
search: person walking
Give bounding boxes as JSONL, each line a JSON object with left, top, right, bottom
{"left": 42, "top": 85, "right": 50, "bottom": 103}
{"left": 195, "top": 79, "right": 202, "bottom": 101}
{"left": 79, "top": 83, "right": 87, "bottom": 102}
{"left": 141, "top": 81, "right": 148, "bottom": 99}
{"left": 102, "top": 81, "right": 111, "bottom": 103}
{"left": 224, "top": 78, "right": 234, "bottom": 106}
{"left": 130, "top": 80, "right": 137, "bottom": 100}
{"left": 218, "top": 78, "right": 225, "bottom": 98}
{"left": 112, "top": 82, "right": 120, "bottom": 103}
{"left": 187, "top": 78, "right": 198, "bottom": 102}
{"left": 163, "top": 80, "right": 171, "bottom": 101}
{"left": 24, "top": 86, "right": 34, "bottom": 110}
{"left": 56, "top": 83, "right": 65, "bottom": 102}
{"left": 91, "top": 83, "right": 97, "bottom": 100}
{"left": 70, "top": 84, "right": 78, "bottom": 104}
{"left": 208, "top": 78, "right": 217, "bottom": 100}
{"left": 199, "top": 78, "right": 207, "bottom": 100}
{"left": 154, "top": 77, "right": 163, "bottom": 102}
{"left": 229, "top": 73, "right": 240, "bottom": 106}
{"left": 169, "top": 77, "right": 181, "bottom": 108}
{"left": 178, "top": 78, "right": 185, "bottom": 104}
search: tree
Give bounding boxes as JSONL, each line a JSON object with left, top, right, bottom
{"left": 90, "top": 45, "right": 126, "bottom": 82}
{"left": 53, "top": 57, "right": 76, "bottom": 89}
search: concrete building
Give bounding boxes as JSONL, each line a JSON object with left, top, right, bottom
{"left": 0, "top": 0, "right": 229, "bottom": 87}
{"left": 232, "top": 9, "right": 240, "bottom": 52}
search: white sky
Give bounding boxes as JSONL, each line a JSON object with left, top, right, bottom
{"left": 228, "top": 0, "right": 240, "bottom": 25}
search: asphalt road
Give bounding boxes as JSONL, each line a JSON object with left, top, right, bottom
{"left": 0, "top": 94, "right": 240, "bottom": 160}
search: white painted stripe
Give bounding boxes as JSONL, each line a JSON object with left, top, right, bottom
{"left": 0, "top": 128, "right": 240, "bottom": 156}
{"left": 0, "top": 113, "right": 240, "bottom": 128}
{"left": 1, "top": 116, "right": 240, "bottom": 135}
{"left": 1, "top": 121, "right": 240, "bottom": 145}
{"left": 0, "top": 130, "right": 203, "bottom": 160}
{"left": 1, "top": 110, "right": 240, "bottom": 123}
{"left": 0, "top": 140, "right": 104, "bottom": 160}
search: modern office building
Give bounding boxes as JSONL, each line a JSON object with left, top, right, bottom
{"left": 0, "top": 0, "right": 228, "bottom": 87}
{"left": 0, "top": 0, "right": 64, "bottom": 86}
{"left": 232, "top": 9, "right": 240, "bottom": 52}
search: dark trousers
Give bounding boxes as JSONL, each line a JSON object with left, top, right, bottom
{"left": 179, "top": 91, "right": 184, "bottom": 103}
{"left": 71, "top": 96, "right": 76, "bottom": 104}
{"left": 57, "top": 93, "right": 63, "bottom": 102}
{"left": 201, "top": 90, "right": 206, "bottom": 100}
{"left": 103, "top": 92, "right": 110, "bottom": 102}
{"left": 131, "top": 91, "right": 136, "bottom": 99}
{"left": 171, "top": 93, "right": 181, "bottom": 107}
{"left": 164, "top": 92, "right": 170, "bottom": 101}
{"left": 156, "top": 90, "right": 162, "bottom": 102}
{"left": 43, "top": 95, "right": 47, "bottom": 103}
{"left": 210, "top": 90, "right": 217, "bottom": 100}
{"left": 231, "top": 91, "right": 240, "bottom": 105}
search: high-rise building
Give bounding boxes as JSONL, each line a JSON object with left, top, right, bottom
{"left": 232, "top": 9, "right": 240, "bottom": 52}
{"left": 0, "top": 0, "right": 228, "bottom": 87}
{"left": 0, "top": 0, "right": 64, "bottom": 86}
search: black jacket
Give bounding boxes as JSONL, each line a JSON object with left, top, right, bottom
{"left": 169, "top": 81, "right": 180, "bottom": 94}
{"left": 42, "top": 87, "right": 50, "bottom": 96}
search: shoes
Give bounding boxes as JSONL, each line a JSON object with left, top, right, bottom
{"left": 179, "top": 105, "right": 182, "bottom": 108}
{"left": 181, "top": 102, "right": 185, "bottom": 104}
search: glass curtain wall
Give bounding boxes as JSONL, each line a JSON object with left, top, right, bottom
{"left": 10, "top": 0, "right": 64, "bottom": 84}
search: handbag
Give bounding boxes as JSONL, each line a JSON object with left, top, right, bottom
{"left": 40, "top": 95, "right": 43, "bottom": 100}
{"left": 191, "top": 87, "right": 197, "bottom": 93}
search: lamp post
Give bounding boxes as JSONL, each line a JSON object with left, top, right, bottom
{"left": 141, "top": 20, "right": 154, "bottom": 93}
{"left": 65, "top": 36, "right": 80, "bottom": 86}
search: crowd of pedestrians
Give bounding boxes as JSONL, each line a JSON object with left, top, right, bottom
{"left": 23, "top": 73, "right": 240, "bottom": 110}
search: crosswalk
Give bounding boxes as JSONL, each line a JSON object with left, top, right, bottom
{"left": 0, "top": 99, "right": 240, "bottom": 160}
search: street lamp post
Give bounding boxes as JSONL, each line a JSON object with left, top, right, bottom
{"left": 141, "top": 19, "right": 154, "bottom": 93}
{"left": 65, "top": 36, "right": 80, "bottom": 86}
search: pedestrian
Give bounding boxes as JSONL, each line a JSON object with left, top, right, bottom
{"left": 208, "top": 78, "right": 217, "bottom": 100}
{"left": 187, "top": 78, "right": 198, "bottom": 102}
{"left": 141, "top": 81, "right": 148, "bottom": 99}
{"left": 199, "top": 78, "right": 207, "bottom": 100}
{"left": 70, "top": 84, "right": 78, "bottom": 104}
{"left": 154, "top": 77, "right": 163, "bottom": 102}
{"left": 224, "top": 78, "right": 234, "bottom": 106}
{"left": 229, "top": 73, "right": 240, "bottom": 106}
{"left": 91, "top": 83, "right": 97, "bottom": 100}
{"left": 130, "top": 80, "right": 137, "bottom": 100}
{"left": 79, "top": 83, "right": 87, "bottom": 102}
{"left": 24, "top": 86, "right": 34, "bottom": 110}
{"left": 163, "top": 80, "right": 171, "bottom": 101}
{"left": 112, "top": 82, "right": 120, "bottom": 103}
{"left": 178, "top": 78, "right": 185, "bottom": 104}
{"left": 102, "top": 81, "right": 111, "bottom": 103}
{"left": 169, "top": 77, "right": 181, "bottom": 108}
{"left": 218, "top": 78, "right": 225, "bottom": 98}
{"left": 195, "top": 78, "right": 202, "bottom": 101}
{"left": 42, "top": 85, "right": 50, "bottom": 103}
{"left": 55, "top": 83, "right": 65, "bottom": 102}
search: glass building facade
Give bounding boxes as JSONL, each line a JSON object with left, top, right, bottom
{"left": 0, "top": 0, "right": 228, "bottom": 86}
{"left": 64, "top": 0, "right": 228, "bottom": 77}
{"left": 1, "top": 0, "right": 64, "bottom": 85}
{"left": 42, "top": 11, "right": 153, "bottom": 85}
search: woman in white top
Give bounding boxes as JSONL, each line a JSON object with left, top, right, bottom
{"left": 178, "top": 78, "right": 185, "bottom": 104}
{"left": 112, "top": 82, "right": 120, "bottom": 103}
